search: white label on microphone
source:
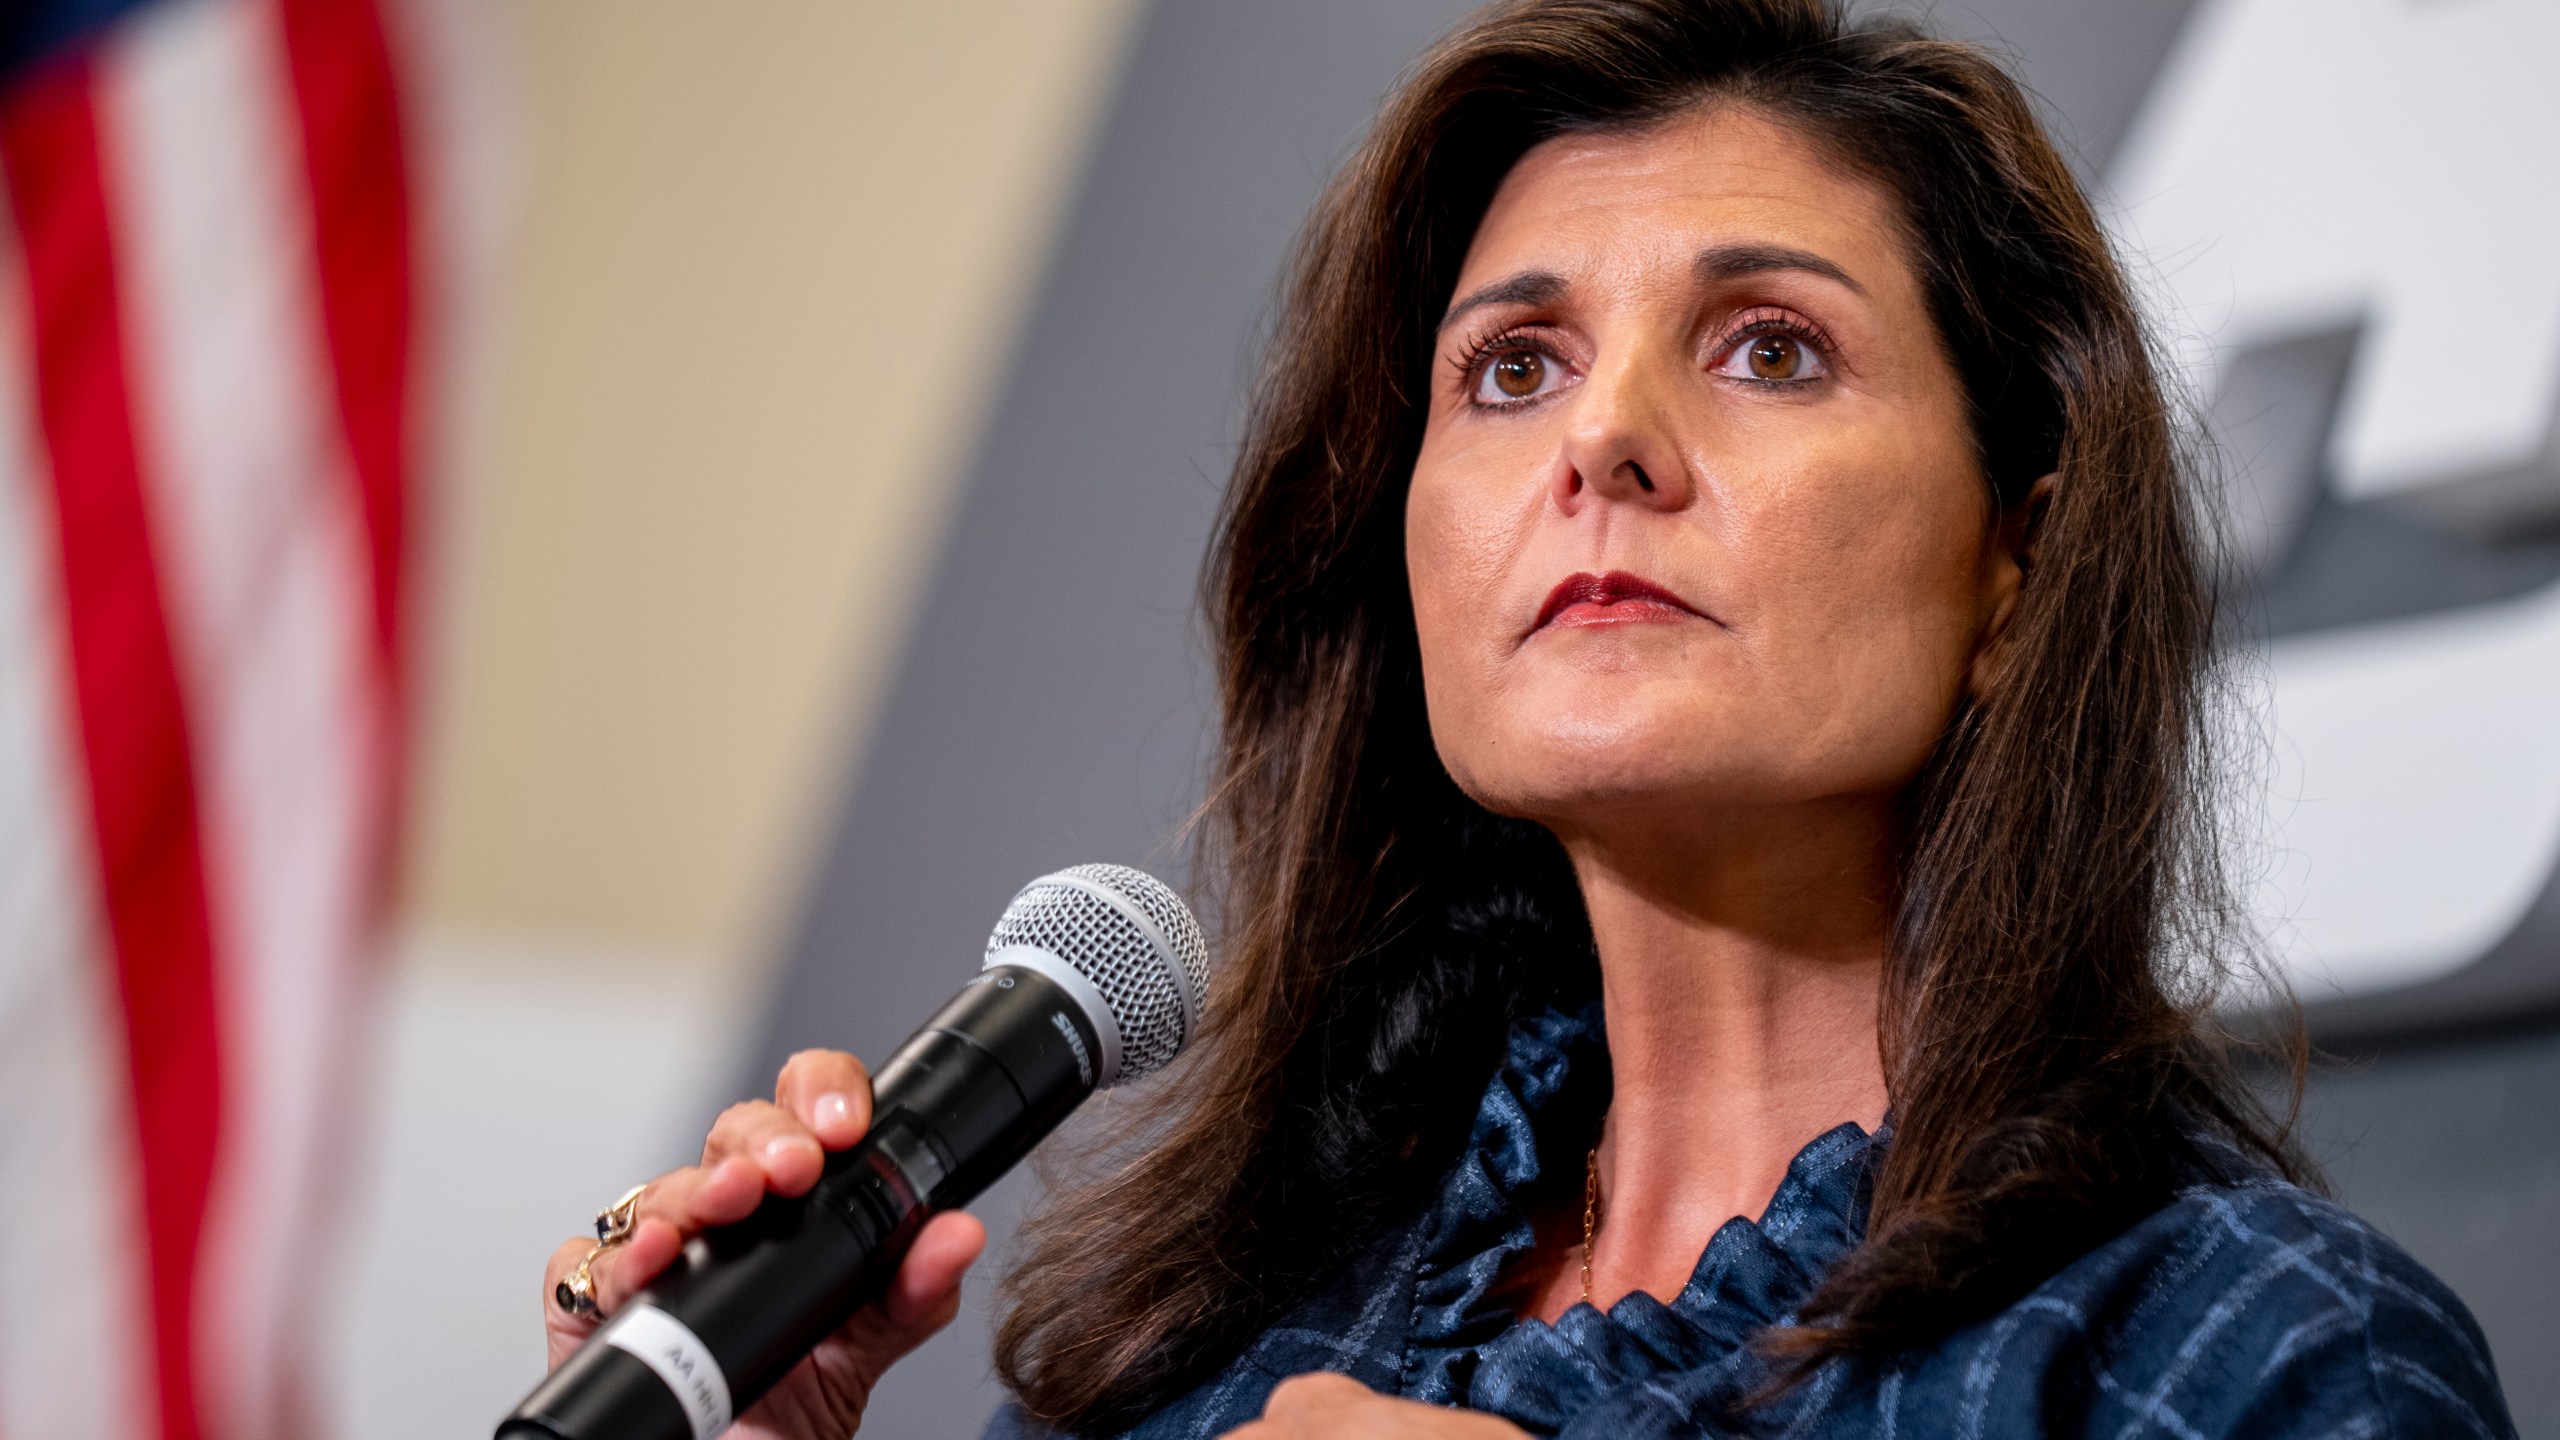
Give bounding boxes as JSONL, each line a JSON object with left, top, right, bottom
{"left": 603, "top": 1302, "right": 733, "bottom": 1440}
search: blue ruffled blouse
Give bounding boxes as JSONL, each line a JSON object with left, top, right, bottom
{"left": 986, "top": 1004, "right": 2513, "bottom": 1439}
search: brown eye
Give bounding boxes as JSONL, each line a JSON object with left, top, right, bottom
{"left": 1467, "top": 340, "right": 1573, "bottom": 405}
{"left": 1748, "top": 334, "right": 1800, "bottom": 379}
{"left": 1492, "top": 351, "right": 1545, "bottom": 398}
{"left": 1712, "top": 326, "right": 1830, "bottom": 384}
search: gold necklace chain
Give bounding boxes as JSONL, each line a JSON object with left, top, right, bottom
{"left": 1579, "top": 1144, "right": 1601, "bottom": 1305}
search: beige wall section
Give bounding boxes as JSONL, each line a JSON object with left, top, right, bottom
{"left": 408, "top": 1, "right": 1141, "bottom": 975}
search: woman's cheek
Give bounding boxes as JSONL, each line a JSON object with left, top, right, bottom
{"left": 1404, "top": 499, "right": 1459, "bottom": 665}
{"left": 1405, "top": 470, "right": 1503, "bottom": 662}
{"left": 1405, "top": 484, "right": 1479, "bottom": 755}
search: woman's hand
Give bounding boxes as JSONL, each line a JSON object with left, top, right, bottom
{"left": 1222, "top": 1375, "right": 1532, "bottom": 1439}
{"left": 540, "top": 1049, "right": 987, "bottom": 1440}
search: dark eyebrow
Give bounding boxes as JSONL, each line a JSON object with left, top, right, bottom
{"left": 1695, "top": 242, "right": 1865, "bottom": 295}
{"left": 1437, "top": 270, "right": 1567, "bottom": 333}
{"left": 1437, "top": 247, "right": 1859, "bottom": 334}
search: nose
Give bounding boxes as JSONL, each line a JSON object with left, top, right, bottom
{"left": 1551, "top": 346, "right": 1693, "bottom": 514}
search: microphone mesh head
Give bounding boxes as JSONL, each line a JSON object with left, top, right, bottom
{"left": 985, "top": 864, "right": 1207, "bottom": 1084}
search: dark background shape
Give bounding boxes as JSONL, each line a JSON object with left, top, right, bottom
{"left": 751, "top": 0, "right": 2557, "bottom": 1432}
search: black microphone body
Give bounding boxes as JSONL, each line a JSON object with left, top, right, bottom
{"left": 498, "top": 964, "right": 1103, "bottom": 1440}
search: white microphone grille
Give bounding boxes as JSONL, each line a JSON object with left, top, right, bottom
{"left": 984, "top": 865, "right": 1206, "bottom": 1085}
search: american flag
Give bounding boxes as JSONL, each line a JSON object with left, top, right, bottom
{"left": 0, "top": 0, "right": 466, "bottom": 1435}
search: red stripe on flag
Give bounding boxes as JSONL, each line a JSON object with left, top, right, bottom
{"left": 0, "top": 56, "right": 220, "bottom": 1440}
{"left": 276, "top": 0, "right": 411, "bottom": 858}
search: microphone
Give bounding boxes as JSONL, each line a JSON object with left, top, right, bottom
{"left": 496, "top": 864, "right": 1208, "bottom": 1440}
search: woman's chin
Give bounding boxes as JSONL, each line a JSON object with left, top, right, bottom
{"left": 1452, "top": 742, "right": 1759, "bottom": 829}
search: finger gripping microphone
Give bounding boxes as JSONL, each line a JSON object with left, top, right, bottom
{"left": 497, "top": 865, "right": 1208, "bottom": 1440}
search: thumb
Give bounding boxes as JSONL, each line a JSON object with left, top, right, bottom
{"left": 836, "top": 1211, "right": 988, "bottom": 1369}
{"left": 734, "top": 1212, "right": 987, "bottom": 1436}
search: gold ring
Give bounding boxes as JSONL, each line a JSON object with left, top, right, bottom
{"left": 555, "top": 1251, "right": 604, "bottom": 1318}
{"left": 594, "top": 1184, "right": 649, "bottom": 1245}
{"left": 553, "top": 1184, "right": 650, "bottom": 1318}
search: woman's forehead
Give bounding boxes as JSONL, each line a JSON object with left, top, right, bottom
{"left": 1454, "top": 106, "right": 1911, "bottom": 305}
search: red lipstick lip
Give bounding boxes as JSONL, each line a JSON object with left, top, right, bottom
{"left": 1532, "top": 570, "right": 1706, "bottom": 631}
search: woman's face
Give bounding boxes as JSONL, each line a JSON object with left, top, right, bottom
{"left": 1407, "top": 105, "right": 2016, "bottom": 837}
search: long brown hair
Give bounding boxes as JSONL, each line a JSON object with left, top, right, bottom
{"left": 995, "top": 0, "right": 2308, "bottom": 1428}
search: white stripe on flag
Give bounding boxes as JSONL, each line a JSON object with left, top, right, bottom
{"left": 104, "top": 1, "right": 382, "bottom": 1434}
{"left": 0, "top": 203, "right": 152, "bottom": 1440}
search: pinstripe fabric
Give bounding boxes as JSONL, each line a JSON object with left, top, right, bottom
{"left": 987, "top": 1008, "right": 2513, "bottom": 1440}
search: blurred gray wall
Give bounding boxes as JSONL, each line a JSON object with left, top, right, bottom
{"left": 746, "top": 1, "right": 1483, "bottom": 1432}
{"left": 752, "top": 1, "right": 2557, "bottom": 1435}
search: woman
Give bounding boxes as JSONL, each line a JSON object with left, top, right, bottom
{"left": 543, "top": 2, "right": 2514, "bottom": 1436}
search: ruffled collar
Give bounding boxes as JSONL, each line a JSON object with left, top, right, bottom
{"left": 1401, "top": 1004, "right": 1881, "bottom": 1433}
